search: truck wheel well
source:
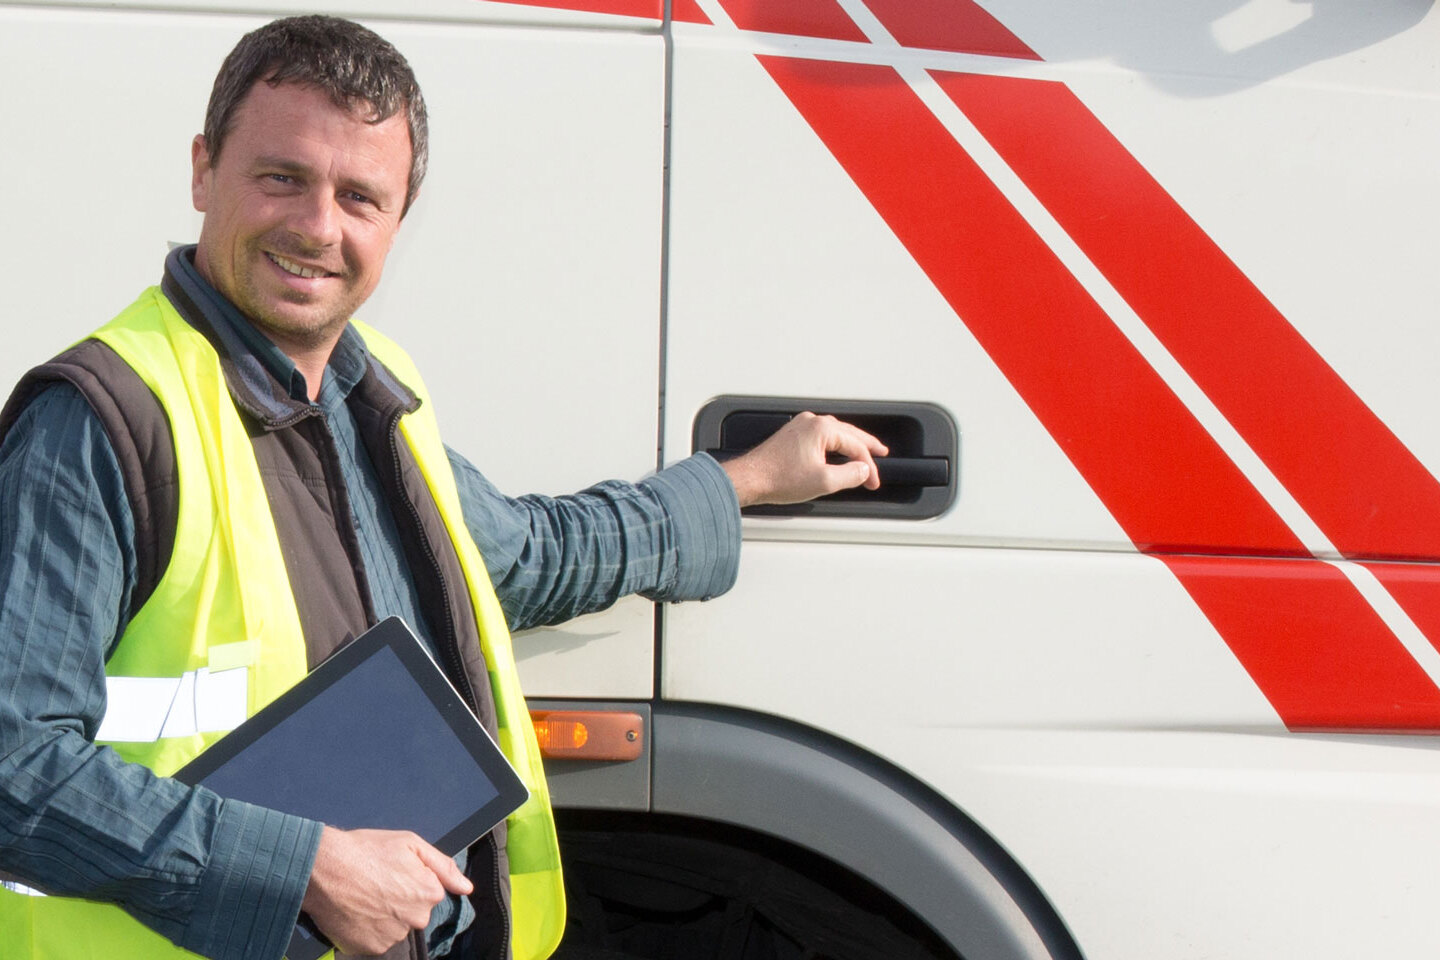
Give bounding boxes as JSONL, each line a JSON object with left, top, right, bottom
{"left": 552, "top": 810, "right": 960, "bottom": 960}
{"left": 646, "top": 704, "right": 1083, "bottom": 960}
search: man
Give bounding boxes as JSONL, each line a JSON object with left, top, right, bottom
{"left": 0, "top": 14, "right": 885, "bottom": 960}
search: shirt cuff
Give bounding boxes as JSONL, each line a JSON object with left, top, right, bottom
{"left": 182, "top": 798, "right": 322, "bottom": 960}
{"left": 641, "top": 452, "right": 742, "bottom": 601}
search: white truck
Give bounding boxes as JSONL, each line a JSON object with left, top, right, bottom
{"left": 4, "top": 1, "right": 1440, "bottom": 958}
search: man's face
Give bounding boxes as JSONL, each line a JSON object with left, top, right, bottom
{"left": 191, "top": 81, "right": 411, "bottom": 353}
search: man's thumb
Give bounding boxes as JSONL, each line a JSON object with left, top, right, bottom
{"left": 847, "top": 460, "right": 870, "bottom": 489}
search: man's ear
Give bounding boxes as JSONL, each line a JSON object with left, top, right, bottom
{"left": 191, "top": 135, "right": 212, "bottom": 213}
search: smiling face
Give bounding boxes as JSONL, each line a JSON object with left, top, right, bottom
{"left": 191, "top": 80, "right": 411, "bottom": 357}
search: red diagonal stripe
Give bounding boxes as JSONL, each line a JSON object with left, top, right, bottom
{"left": 1165, "top": 555, "right": 1440, "bottom": 731}
{"left": 758, "top": 54, "right": 1440, "bottom": 729}
{"left": 760, "top": 56, "right": 1292, "bottom": 557}
{"left": 672, "top": 0, "right": 711, "bottom": 24}
{"left": 718, "top": 0, "right": 868, "bottom": 42}
{"left": 483, "top": 0, "right": 664, "bottom": 18}
{"left": 1362, "top": 562, "right": 1440, "bottom": 655}
{"left": 936, "top": 71, "right": 1440, "bottom": 565}
{"left": 862, "top": 0, "right": 1039, "bottom": 60}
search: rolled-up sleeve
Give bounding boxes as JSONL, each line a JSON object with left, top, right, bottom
{"left": 449, "top": 448, "right": 742, "bottom": 632}
{"left": 0, "top": 384, "right": 320, "bottom": 960}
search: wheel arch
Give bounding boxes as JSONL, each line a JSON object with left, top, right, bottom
{"left": 641, "top": 702, "right": 1084, "bottom": 960}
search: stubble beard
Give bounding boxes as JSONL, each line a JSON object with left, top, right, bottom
{"left": 232, "top": 245, "right": 362, "bottom": 354}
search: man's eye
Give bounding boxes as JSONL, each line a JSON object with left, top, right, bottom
{"left": 345, "top": 191, "right": 374, "bottom": 206}
{"left": 266, "top": 173, "right": 293, "bottom": 185}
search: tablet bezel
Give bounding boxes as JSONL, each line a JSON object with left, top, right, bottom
{"left": 173, "top": 616, "right": 529, "bottom": 856}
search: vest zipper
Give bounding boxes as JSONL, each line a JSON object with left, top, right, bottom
{"left": 491, "top": 830, "right": 512, "bottom": 959}
{"left": 385, "top": 409, "right": 480, "bottom": 715}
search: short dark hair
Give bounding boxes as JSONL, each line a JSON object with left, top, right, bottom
{"left": 203, "top": 15, "right": 428, "bottom": 215}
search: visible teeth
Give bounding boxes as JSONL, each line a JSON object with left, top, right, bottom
{"left": 269, "top": 253, "right": 325, "bottom": 279}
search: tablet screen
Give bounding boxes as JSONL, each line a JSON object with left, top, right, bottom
{"left": 176, "top": 617, "right": 527, "bottom": 854}
{"left": 198, "top": 642, "right": 502, "bottom": 841}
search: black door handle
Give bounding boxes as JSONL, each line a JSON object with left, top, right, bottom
{"left": 693, "top": 398, "right": 959, "bottom": 520}
{"left": 704, "top": 451, "right": 950, "bottom": 487}
{"left": 850, "top": 455, "right": 949, "bottom": 488}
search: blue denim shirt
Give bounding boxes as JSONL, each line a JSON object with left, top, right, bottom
{"left": 0, "top": 248, "right": 741, "bottom": 960}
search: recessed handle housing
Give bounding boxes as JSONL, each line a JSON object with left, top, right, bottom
{"left": 693, "top": 397, "right": 959, "bottom": 520}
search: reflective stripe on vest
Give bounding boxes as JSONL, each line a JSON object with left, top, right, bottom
{"left": 97, "top": 667, "right": 249, "bottom": 742}
{"left": 0, "top": 289, "right": 564, "bottom": 960}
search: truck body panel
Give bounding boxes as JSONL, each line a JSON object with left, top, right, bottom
{"left": 5, "top": 1, "right": 1440, "bottom": 956}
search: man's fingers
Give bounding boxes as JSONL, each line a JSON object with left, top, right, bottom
{"left": 845, "top": 443, "right": 883, "bottom": 492}
{"left": 829, "top": 460, "right": 869, "bottom": 492}
{"left": 843, "top": 426, "right": 889, "bottom": 460}
{"left": 414, "top": 837, "right": 474, "bottom": 896}
{"left": 304, "top": 826, "right": 472, "bottom": 955}
{"left": 721, "top": 412, "right": 890, "bottom": 506}
{"left": 820, "top": 420, "right": 886, "bottom": 492}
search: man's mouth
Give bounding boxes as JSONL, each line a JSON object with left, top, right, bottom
{"left": 267, "top": 252, "right": 334, "bottom": 280}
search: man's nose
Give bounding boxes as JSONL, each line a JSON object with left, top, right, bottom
{"left": 288, "top": 189, "right": 343, "bottom": 248}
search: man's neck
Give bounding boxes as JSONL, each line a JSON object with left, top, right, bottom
{"left": 261, "top": 332, "right": 338, "bottom": 403}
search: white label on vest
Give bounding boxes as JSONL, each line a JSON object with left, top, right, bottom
{"left": 2, "top": 880, "right": 47, "bottom": 897}
{"left": 98, "top": 668, "right": 248, "bottom": 743}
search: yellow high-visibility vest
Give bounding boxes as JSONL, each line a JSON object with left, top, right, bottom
{"left": 0, "top": 287, "right": 564, "bottom": 960}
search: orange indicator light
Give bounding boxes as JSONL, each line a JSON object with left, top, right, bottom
{"left": 530, "top": 710, "right": 644, "bottom": 761}
{"left": 536, "top": 719, "right": 588, "bottom": 751}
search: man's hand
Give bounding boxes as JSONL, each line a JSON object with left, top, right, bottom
{"left": 721, "top": 412, "right": 888, "bottom": 508}
{"left": 302, "top": 825, "right": 473, "bottom": 956}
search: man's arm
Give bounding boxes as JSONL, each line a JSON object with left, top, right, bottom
{"left": 450, "top": 448, "right": 742, "bottom": 631}
{"left": 449, "top": 411, "right": 887, "bottom": 630}
{"left": 0, "top": 385, "right": 320, "bottom": 960}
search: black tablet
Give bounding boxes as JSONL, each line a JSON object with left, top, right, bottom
{"left": 174, "top": 616, "right": 528, "bottom": 959}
